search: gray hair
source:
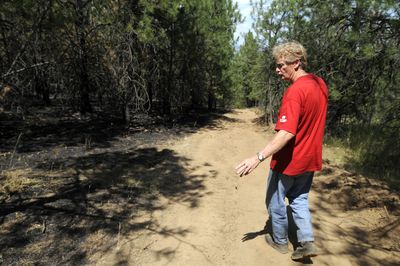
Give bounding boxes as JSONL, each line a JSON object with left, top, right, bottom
{"left": 272, "top": 41, "right": 308, "bottom": 67}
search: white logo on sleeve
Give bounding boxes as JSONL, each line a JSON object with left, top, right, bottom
{"left": 280, "top": 115, "right": 287, "bottom": 123}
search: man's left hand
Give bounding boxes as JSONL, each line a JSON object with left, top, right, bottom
{"left": 235, "top": 156, "right": 260, "bottom": 177}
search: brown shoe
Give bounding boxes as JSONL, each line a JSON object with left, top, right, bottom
{"left": 265, "top": 233, "right": 289, "bottom": 254}
{"left": 291, "top": 241, "right": 318, "bottom": 260}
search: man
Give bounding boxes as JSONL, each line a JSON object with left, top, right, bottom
{"left": 235, "top": 41, "right": 328, "bottom": 260}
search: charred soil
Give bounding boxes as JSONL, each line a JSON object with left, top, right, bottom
{"left": 0, "top": 108, "right": 399, "bottom": 265}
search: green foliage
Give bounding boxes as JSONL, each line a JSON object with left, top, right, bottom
{"left": 1, "top": 0, "right": 398, "bottom": 183}
{"left": 230, "top": 32, "right": 260, "bottom": 107}
{"left": 0, "top": 0, "right": 240, "bottom": 116}
{"left": 234, "top": 0, "right": 400, "bottom": 185}
{"left": 327, "top": 122, "right": 400, "bottom": 189}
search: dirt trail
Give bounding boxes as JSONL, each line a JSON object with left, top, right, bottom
{"left": 96, "top": 109, "right": 399, "bottom": 265}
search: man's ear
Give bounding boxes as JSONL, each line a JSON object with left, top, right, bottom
{"left": 294, "top": 59, "right": 301, "bottom": 71}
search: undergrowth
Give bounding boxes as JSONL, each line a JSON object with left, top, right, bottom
{"left": 325, "top": 124, "right": 400, "bottom": 190}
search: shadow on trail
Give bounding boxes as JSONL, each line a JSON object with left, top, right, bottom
{"left": 242, "top": 210, "right": 315, "bottom": 264}
{"left": 0, "top": 108, "right": 239, "bottom": 154}
{"left": 311, "top": 161, "right": 400, "bottom": 266}
{"left": 0, "top": 146, "right": 213, "bottom": 265}
{"left": 240, "top": 160, "right": 399, "bottom": 265}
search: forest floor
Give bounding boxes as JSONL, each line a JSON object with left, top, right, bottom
{"left": 0, "top": 108, "right": 399, "bottom": 265}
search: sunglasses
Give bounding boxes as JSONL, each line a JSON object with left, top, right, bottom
{"left": 276, "top": 63, "right": 286, "bottom": 69}
{"left": 276, "top": 60, "right": 299, "bottom": 69}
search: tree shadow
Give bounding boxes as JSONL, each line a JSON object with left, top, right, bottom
{"left": 311, "top": 161, "right": 400, "bottom": 265}
{"left": 241, "top": 161, "right": 399, "bottom": 265}
{"left": 328, "top": 124, "right": 400, "bottom": 191}
{"left": 0, "top": 147, "right": 213, "bottom": 265}
{"left": 0, "top": 109, "right": 239, "bottom": 171}
{"left": 0, "top": 107, "right": 236, "bottom": 154}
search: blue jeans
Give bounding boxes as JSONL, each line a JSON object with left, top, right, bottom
{"left": 265, "top": 169, "right": 314, "bottom": 245}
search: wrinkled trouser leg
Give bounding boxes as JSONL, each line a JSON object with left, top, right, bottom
{"left": 287, "top": 172, "right": 314, "bottom": 242}
{"left": 266, "top": 170, "right": 314, "bottom": 244}
{"left": 266, "top": 170, "right": 290, "bottom": 245}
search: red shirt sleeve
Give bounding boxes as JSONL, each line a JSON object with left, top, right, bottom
{"left": 275, "top": 90, "right": 301, "bottom": 135}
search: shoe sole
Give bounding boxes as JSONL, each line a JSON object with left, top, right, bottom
{"left": 291, "top": 251, "right": 318, "bottom": 260}
{"left": 265, "top": 234, "right": 289, "bottom": 254}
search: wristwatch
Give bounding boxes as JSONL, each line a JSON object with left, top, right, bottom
{"left": 257, "top": 152, "right": 265, "bottom": 162}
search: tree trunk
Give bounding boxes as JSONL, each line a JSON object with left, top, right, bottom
{"left": 122, "top": 103, "right": 130, "bottom": 126}
{"left": 267, "top": 83, "right": 273, "bottom": 125}
{"left": 75, "top": 0, "right": 92, "bottom": 114}
{"left": 144, "top": 80, "right": 153, "bottom": 111}
{"left": 34, "top": 73, "right": 51, "bottom": 106}
{"left": 162, "top": 92, "right": 170, "bottom": 115}
{"left": 207, "top": 90, "right": 214, "bottom": 111}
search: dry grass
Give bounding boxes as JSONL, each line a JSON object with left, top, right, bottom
{"left": 1, "top": 168, "right": 41, "bottom": 195}
{"left": 322, "top": 143, "right": 351, "bottom": 166}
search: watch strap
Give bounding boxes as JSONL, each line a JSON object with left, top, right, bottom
{"left": 257, "top": 152, "right": 265, "bottom": 162}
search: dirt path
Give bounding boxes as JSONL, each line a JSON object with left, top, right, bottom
{"left": 95, "top": 109, "right": 399, "bottom": 266}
